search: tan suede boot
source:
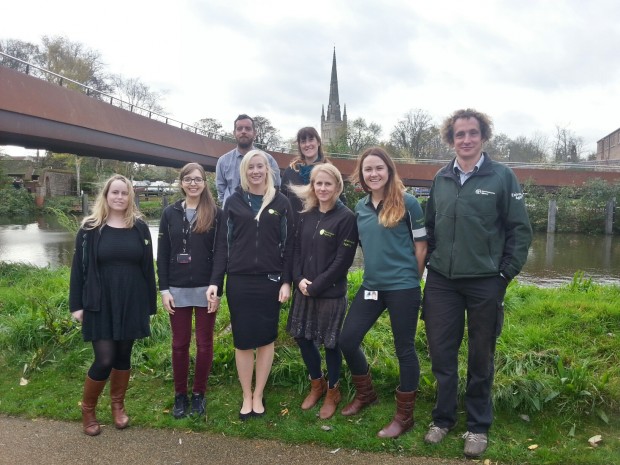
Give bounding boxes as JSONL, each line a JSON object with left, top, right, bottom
{"left": 301, "top": 375, "right": 327, "bottom": 410}
{"left": 319, "top": 382, "right": 341, "bottom": 420}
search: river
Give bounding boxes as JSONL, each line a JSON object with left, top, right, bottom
{"left": 0, "top": 216, "right": 618, "bottom": 287}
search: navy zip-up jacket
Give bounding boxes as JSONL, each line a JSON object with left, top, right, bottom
{"left": 211, "top": 187, "right": 294, "bottom": 285}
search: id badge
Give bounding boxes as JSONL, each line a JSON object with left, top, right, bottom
{"left": 364, "top": 290, "right": 378, "bottom": 300}
{"left": 177, "top": 253, "right": 191, "bottom": 264}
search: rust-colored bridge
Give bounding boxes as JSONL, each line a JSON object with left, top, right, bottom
{"left": 1, "top": 64, "right": 619, "bottom": 188}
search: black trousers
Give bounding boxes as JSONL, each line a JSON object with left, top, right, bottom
{"left": 423, "top": 269, "right": 507, "bottom": 433}
{"left": 340, "top": 286, "right": 421, "bottom": 392}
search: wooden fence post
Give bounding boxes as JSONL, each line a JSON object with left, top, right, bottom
{"left": 547, "top": 199, "right": 557, "bottom": 233}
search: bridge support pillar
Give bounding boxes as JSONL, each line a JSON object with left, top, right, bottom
{"left": 547, "top": 200, "right": 557, "bottom": 233}
{"left": 605, "top": 198, "right": 615, "bottom": 235}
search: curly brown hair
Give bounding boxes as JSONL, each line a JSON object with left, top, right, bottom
{"left": 440, "top": 108, "right": 493, "bottom": 145}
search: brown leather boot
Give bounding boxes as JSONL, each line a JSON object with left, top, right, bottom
{"left": 377, "top": 388, "right": 417, "bottom": 438}
{"left": 110, "top": 368, "right": 131, "bottom": 429}
{"left": 301, "top": 375, "right": 327, "bottom": 410}
{"left": 81, "top": 376, "right": 107, "bottom": 436}
{"left": 341, "top": 369, "right": 378, "bottom": 416}
{"left": 319, "top": 382, "right": 341, "bottom": 420}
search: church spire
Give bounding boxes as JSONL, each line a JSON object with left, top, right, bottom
{"left": 321, "top": 47, "right": 347, "bottom": 146}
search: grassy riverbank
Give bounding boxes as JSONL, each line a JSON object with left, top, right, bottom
{"left": 0, "top": 263, "right": 618, "bottom": 464}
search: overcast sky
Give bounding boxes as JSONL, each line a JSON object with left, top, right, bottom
{"left": 2, "top": 0, "right": 620, "bottom": 156}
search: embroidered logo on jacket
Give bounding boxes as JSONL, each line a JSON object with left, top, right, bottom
{"left": 475, "top": 189, "right": 496, "bottom": 195}
{"left": 511, "top": 192, "right": 524, "bottom": 200}
{"left": 320, "top": 229, "right": 335, "bottom": 238}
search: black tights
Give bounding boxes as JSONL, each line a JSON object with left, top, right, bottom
{"left": 295, "top": 337, "right": 341, "bottom": 388}
{"left": 88, "top": 339, "right": 134, "bottom": 381}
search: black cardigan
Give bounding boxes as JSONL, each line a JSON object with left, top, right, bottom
{"left": 69, "top": 220, "right": 157, "bottom": 314}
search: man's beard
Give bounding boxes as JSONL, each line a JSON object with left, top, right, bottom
{"left": 237, "top": 138, "right": 253, "bottom": 149}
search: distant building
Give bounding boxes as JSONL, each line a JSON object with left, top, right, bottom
{"left": 1, "top": 157, "right": 74, "bottom": 196}
{"left": 597, "top": 128, "right": 620, "bottom": 161}
{"left": 321, "top": 48, "right": 347, "bottom": 146}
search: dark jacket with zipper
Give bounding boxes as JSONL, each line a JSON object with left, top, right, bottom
{"left": 211, "top": 186, "right": 294, "bottom": 285}
{"left": 69, "top": 219, "right": 157, "bottom": 314}
{"left": 293, "top": 201, "right": 358, "bottom": 298}
{"left": 425, "top": 153, "right": 532, "bottom": 280}
{"left": 157, "top": 199, "right": 224, "bottom": 291}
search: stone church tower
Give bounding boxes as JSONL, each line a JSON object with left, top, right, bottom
{"left": 321, "top": 48, "right": 347, "bottom": 146}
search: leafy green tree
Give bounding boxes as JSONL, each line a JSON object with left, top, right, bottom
{"left": 193, "top": 117, "right": 223, "bottom": 138}
{"left": 0, "top": 39, "right": 40, "bottom": 73}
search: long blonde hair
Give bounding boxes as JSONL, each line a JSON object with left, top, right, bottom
{"left": 351, "top": 147, "right": 405, "bottom": 228}
{"left": 81, "top": 174, "right": 144, "bottom": 230}
{"left": 179, "top": 163, "right": 216, "bottom": 233}
{"left": 239, "top": 150, "right": 276, "bottom": 220}
{"left": 289, "top": 164, "right": 343, "bottom": 213}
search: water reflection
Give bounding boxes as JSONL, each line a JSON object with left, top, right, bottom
{"left": 0, "top": 217, "right": 618, "bottom": 287}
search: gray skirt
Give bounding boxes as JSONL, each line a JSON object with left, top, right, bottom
{"left": 286, "top": 292, "right": 347, "bottom": 349}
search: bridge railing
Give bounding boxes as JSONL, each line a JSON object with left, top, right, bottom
{"left": 0, "top": 51, "right": 238, "bottom": 143}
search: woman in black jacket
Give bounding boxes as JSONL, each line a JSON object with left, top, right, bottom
{"left": 69, "top": 174, "right": 156, "bottom": 436}
{"left": 207, "top": 150, "right": 294, "bottom": 420}
{"left": 157, "top": 163, "right": 223, "bottom": 419}
{"left": 286, "top": 164, "right": 358, "bottom": 419}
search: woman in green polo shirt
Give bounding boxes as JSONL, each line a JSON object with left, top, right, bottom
{"left": 339, "top": 147, "right": 427, "bottom": 439}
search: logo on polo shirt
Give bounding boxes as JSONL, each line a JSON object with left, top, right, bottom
{"left": 320, "top": 229, "right": 335, "bottom": 238}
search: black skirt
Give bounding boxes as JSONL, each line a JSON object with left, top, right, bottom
{"left": 286, "top": 292, "right": 347, "bottom": 349}
{"left": 226, "top": 274, "right": 281, "bottom": 350}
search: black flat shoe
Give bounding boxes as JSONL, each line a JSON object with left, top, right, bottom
{"left": 252, "top": 398, "right": 266, "bottom": 417}
{"left": 239, "top": 410, "right": 254, "bottom": 421}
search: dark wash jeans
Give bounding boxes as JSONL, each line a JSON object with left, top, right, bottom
{"left": 422, "top": 269, "right": 507, "bottom": 433}
{"left": 339, "top": 286, "right": 421, "bottom": 392}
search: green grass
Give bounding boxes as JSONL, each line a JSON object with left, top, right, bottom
{"left": 0, "top": 263, "right": 619, "bottom": 464}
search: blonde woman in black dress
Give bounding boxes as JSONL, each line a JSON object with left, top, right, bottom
{"left": 69, "top": 174, "right": 156, "bottom": 436}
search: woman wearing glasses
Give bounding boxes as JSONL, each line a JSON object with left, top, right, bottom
{"left": 157, "top": 163, "right": 223, "bottom": 419}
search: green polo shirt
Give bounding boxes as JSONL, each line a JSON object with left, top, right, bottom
{"left": 355, "top": 193, "right": 427, "bottom": 291}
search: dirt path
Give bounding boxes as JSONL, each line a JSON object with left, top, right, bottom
{"left": 0, "top": 415, "right": 471, "bottom": 465}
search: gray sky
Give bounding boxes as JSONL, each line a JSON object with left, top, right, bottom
{"left": 3, "top": 0, "right": 619, "bottom": 156}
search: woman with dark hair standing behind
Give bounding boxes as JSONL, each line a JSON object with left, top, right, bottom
{"left": 157, "top": 163, "right": 223, "bottom": 419}
{"left": 281, "top": 127, "right": 328, "bottom": 222}
{"left": 69, "top": 174, "right": 157, "bottom": 436}
{"left": 339, "top": 147, "right": 427, "bottom": 439}
{"left": 286, "top": 164, "right": 358, "bottom": 419}
{"left": 207, "top": 149, "right": 294, "bottom": 420}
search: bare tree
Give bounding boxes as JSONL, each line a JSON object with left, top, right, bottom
{"left": 554, "top": 125, "right": 584, "bottom": 163}
{"left": 253, "top": 115, "right": 282, "bottom": 151}
{"left": 37, "top": 35, "right": 110, "bottom": 94}
{"left": 194, "top": 117, "right": 223, "bottom": 138}
{"left": 110, "top": 75, "right": 167, "bottom": 114}
{"left": 346, "top": 118, "right": 382, "bottom": 155}
{"left": 390, "top": 109, "right": 437, "bottom": 159}
{"left": 0, "top": 39, "right": 40, "bottom": 73}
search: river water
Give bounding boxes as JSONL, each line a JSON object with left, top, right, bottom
{"left": 0, "top": 216, "right": 618, "bottom": 287}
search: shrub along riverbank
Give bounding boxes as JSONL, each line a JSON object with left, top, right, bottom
{"left": 0, "top": 263, "right": 618, "bottom": 464}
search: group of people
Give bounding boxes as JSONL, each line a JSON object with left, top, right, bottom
{"left": 68, "top": 109, "right": 532, "bottom": 459}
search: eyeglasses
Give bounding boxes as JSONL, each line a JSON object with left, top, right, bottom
{"left": 182, "top": 177, "right": 205, "bottom": 185}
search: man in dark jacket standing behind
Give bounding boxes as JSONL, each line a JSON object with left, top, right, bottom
{"left": 423, "top": 109, "right": 532, "bottom": 459}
